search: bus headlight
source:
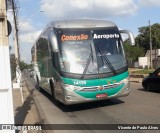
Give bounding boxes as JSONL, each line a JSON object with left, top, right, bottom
{"left": 120, "top": 78, "right": 129, "bottom": 84}
{"left": 61, "top": 83, "right": 81, "bottom": 91}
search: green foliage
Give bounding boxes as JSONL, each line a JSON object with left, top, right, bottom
{"left": 10, "top": 54, "right": 16, "bottom": 80}
{"left": 19, "top": 61, "right": 33, "bottom": 71}
{"left": 135, "top": 23, "right": 160, "bottom": 51}
{"left": 10, "top": 53, "right": 33, "bottom": 80}
{"left": 19, "top": 61, "right": 28, "bottom": 71}
{"left": 124, "top": 22, "right": 160, "bottom": 63}
{"left": 27, "top": 64, "right": 33, "bottom": 69}
{"left": 124, "top": 41, "right": 145, "bottom": 62}
{"left": 129, "top": 69, "right": 154, "bottom": 74}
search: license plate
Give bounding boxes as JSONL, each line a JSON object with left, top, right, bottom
{"left": 96, "top": 93, "right": 107, "bottom": 99}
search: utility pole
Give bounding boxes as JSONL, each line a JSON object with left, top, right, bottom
{"left": 149, "top": 20, "right": 153, "bottom": 69}
{"left": 0, "top": 0, "right": 15, "bottom": 131}
{"left": 11, "top": 0, "right": 21, "bottom": 85}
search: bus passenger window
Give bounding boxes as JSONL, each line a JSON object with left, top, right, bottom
{"left": 37, "top": 37, "right": 49, "bottom": 60}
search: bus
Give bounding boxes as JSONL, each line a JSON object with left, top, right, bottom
{"left": 31, "top": 19, "right": 135, "bottom": 105}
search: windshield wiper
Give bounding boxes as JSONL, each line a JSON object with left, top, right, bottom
{"left": 97, "top": 44, "right": 117, "bottom": 75}
{"left": 81, "top": 43, "right": 93, "bottom": 79}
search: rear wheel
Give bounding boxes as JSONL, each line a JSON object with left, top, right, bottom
{"left": 36, "top": 76, "right": 42, "bottom": 92}
{"left": 50, "top": 80, "right": 57, "bottom": 101}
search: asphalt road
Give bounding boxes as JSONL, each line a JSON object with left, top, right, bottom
{"left": 24, "top": 73, "right": 160, "bottom": 133}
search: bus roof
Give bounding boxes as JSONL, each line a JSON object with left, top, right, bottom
{"left": 32, "top": 19, "right": 118, "bottom": 48}
{"left": 48, "top": 19, "right": 117, "bottom": 29}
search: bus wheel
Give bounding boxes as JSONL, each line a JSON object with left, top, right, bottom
{"left": 50, "top": 80, "right": 56, "bottom": 99}
{"left": 36, "top": 76, "right": 42, "bottom": 92}
{"left": 50, "top": 80, "right": 61, "bottom": 105}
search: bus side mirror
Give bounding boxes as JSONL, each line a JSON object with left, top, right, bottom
{"left": 119, "top": 30, "right": 135, "bottom": 46}
{"left": 50, "top": 32, "right": 58, "bottom": 52}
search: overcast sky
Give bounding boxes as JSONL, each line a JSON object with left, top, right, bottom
{"left": 8, "top": 0, "right": 160, "bottom": 63}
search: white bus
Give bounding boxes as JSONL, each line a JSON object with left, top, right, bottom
{"left": 31, "top": 19, "right": 135, "bottom": 105}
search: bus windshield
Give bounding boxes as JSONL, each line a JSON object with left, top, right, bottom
{"left": 57, "top": 28, "right": 127, "bottom": 75}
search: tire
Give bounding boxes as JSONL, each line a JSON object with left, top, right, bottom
{"left": 147, "top": 85, "right": 150, "bottom": 91}
{"left": 50, "top": 80, "right": 60, "bottom": 105}
{"left": 50, "top": 80, "right": 56, "bottom": 100}
{"left": 145, "top": 84, "right": 150, "bottom": 92}
{"left": 36, "top": 76, "right": 42, "bottom": 92}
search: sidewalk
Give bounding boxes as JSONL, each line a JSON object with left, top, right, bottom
{"left": 12, "top": 76, "right": 41, "bottom": 125}
{"left": 129, "top": 77, "right": 143, "bottom": 83}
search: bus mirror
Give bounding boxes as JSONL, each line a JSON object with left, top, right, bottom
{"left": 120, "top": 30, "right": 135, "bottom": 46}
{"left": 50, "top": 32, "right": 58, "bottom": 52}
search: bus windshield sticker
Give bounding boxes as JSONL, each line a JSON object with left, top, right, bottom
{"left": 93, "top": 34, "right": 119, "bottom": 39}
{"left": 61, "top": 34, "right": 89, "bottom": 41}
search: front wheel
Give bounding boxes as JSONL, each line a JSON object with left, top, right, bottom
{"left": 144, "top": 84, "right": 150, "bottom": 92}
{"left": 147, "top": 84, "right": 150, "bottom": 91}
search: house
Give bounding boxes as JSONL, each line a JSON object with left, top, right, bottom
{"left": 138, "top": 49, "right": 160, "bottom": 68}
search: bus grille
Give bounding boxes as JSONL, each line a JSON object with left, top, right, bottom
{"left": 79, "top": 83, "right": 121, "bottom": 92}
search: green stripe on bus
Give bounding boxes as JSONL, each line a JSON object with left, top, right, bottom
{"left": 62, "top": 71, "right": 129, "bottom": 87}
{"left": 75, "top": 84, "right": 123, "bottom": 99}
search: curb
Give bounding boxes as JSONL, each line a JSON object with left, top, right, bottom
{"left": 129, "top": 77, "right": 143, "bottom": 83}
{"left": 130, "top": 80, "right": 142, "bottom": 83}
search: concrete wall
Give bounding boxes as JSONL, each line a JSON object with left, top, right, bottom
{"left": 138, "top": 57, "right": 149, "bottom": 69}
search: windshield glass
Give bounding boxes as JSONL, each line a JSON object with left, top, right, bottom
{"left": 92, "top": 28, "right": 126, "bottom": 74}
{"left": 57, "top": 28, "right": 127, "bottom": 75}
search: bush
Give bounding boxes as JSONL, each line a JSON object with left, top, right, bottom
{"left": 132, "top": 69, "right": 153, "bottom": 74}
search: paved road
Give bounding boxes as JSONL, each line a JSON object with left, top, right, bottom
{"left": 24, "top": 74, "right": 160, "bottom": 133}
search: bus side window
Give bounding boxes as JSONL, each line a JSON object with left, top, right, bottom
{"left": 49, "top": 36, "right": 60, "bottom": 71}
{"left": 53, "top": 52, "right": 60, "bottom": 70}
{"left": 37, "top": 37, "right": 49, "bottom": 60}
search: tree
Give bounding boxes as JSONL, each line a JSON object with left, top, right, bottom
{"left": 124, "top": 40, "right": 144, "bottom": 63}
{"left": 135, "top": 23, "right": 160, "bottom": 51}
{"left": 19, "top": 61, "right": 33, "bottom": 71}
{"left": 10, "top": 53, "right": 33, "bottom": 79}
{"left": 10, "top": 54, "right": 16, "bottom": 80}
{"left": 26, "top": 64, "right": 33, "bottom": 69}
{"left": 19, "top": 61, "right": 28, "bottom": 71}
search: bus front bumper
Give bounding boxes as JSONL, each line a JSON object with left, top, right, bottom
{"left": 63, "top": 81, "right": 130, "bottom": 105}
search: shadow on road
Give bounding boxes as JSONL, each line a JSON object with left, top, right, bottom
{"left": 137, "top": 88, "right": 146, "bottom": 91}
{"left": 14, "top": 88, "right": 34, "bottom": 124}
{"left": 35, "top": 85, "right": 125, "bottom": 112}
{"left": 138, "top": 88, "right": 160, "bottom": 93}
{"left": 58, "top": 99, "right": 124, "bottom": 112}
{"left": 14, "top": 76, "right": 44, "bottom": 126}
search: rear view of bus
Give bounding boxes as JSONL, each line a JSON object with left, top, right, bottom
{"left": 33, "top": 19, "right": 135, "bottom": 105}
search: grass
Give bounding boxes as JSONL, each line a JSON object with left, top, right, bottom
{"left": 129, "top": 68, "right": 154, "bottom": 75}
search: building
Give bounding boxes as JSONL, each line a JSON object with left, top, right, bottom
{"left": 138, "top": 49, "right": 160, "bottom": 69}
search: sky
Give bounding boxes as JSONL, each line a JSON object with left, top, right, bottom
{"left": 7, "top": 0, "right": 160, "bottom": 64}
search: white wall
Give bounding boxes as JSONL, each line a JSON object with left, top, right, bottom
{"left": 138, "top": 57, "right": 149, "bottom": 68}
{"left": 0, "top": 46, "right": 14, "bottom": 126}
